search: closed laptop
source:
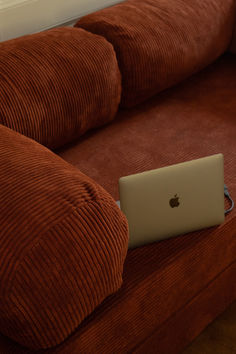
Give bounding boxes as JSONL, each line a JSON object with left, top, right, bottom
{"left": 119, "top": 154, "right": 225, "bottom": 248}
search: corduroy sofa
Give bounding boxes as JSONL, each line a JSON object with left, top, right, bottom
{"left": 0, "top": 0, "right": 236, "bottom": 353}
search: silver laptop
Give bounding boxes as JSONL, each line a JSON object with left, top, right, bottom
{"left": 118, "top": 154, "right": 225, "bottom": 248}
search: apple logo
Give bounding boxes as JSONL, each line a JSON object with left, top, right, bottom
{"left": 169, "top": 194, "right": 180, "bottom": 208}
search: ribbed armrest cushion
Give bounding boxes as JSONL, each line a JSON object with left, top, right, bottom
{"left": 0, "top": 124, "right": 128, "bottom": 350}
{"left": 76, "top": 0, "right": 236, "bottom": 108}
{"left": 0, "top": 27, "right": 121, "bottom": 149}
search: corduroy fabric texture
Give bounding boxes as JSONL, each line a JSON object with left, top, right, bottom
{"left": 0, "top": 124, "right": 129, "bottom": 350}
{"left": 0, "top": 54, "right": 236, "bottom": 354}
{"left": 75, "top": 0, "right": 236, "bottom": 108}
{"left": 0, "top": 27, "right": 121, "bottom": 149}
{"left": 53, "top": 53, "right": 236, "bottom": 353}
{"left": 0, "top": 239, "right": 235, "bottom": 354}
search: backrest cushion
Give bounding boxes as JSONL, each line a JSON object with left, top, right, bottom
{"left": 0, "top": 27, "right": 121, "bottom": 149}
{"left": 75, "top": 0, "right": 236, "bottom": 108}
{"left": 0, "top": 124, "right": 128, "bottom": 349}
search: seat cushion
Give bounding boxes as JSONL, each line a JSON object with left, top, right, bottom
{"left": 0, "top": 27, "right": 121, "bottom": 149}
{"left": 0, "top": 125, "right": 128, "bottom": 350}
{"left": 75, "top": 0, "right": 236, "bottom": 108}
{"left": 57, "top": 53, "right": 236, "bottom": 353}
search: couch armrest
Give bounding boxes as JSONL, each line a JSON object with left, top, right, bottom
{"left": 0, "top": 124, "right": 128, "bottom": 350}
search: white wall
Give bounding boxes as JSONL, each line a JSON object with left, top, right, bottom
{"left": 0, "top": 0, "right": 123, "bottom": 42}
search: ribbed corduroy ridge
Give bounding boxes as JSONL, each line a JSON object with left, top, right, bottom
{"left": 0, "top": 27, "right": 121, "bottom": 149}
{"left": 0, "top": 124, "right": 129, "bottom": 349}
{"left": 75, "top": 0, "right": 236, "bottom": 108}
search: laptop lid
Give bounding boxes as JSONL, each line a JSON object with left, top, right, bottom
{"left": 119, "top": 154, "right": 225, "bottom": 248}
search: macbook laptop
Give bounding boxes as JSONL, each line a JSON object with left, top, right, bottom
{"left": 118, "top": 154, "right": 225, "bottom": 248}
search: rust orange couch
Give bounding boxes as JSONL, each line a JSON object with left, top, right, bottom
{"left": 0, "top": 0, "right": 236, "bottom": 353}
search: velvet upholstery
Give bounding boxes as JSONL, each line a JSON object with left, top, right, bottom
{"left": 0, "top": 124, "right": 129, "bottom": 350}
{"left": 0, "top": 27, "right": 121, "bottom": 149}
{"left": 76, "top": 0, "right": 236, "bottom": 108}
